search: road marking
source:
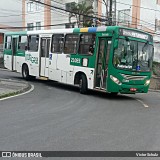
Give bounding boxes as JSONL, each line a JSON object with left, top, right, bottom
{"left": 136, "top": 98, "right": 149, "bottom": 108}
{"left": 0, "top": 84, "right": 34, "bottom": 101}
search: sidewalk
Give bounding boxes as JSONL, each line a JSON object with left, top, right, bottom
{"left": 0, "top": 78, "right": 31, "bottom": 99}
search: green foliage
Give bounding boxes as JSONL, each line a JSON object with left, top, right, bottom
{"left": 152, "top": 61, "right": 160, "bottom": 76}
{"left": 69, "top": 1, "right": 94, "bottom": 27}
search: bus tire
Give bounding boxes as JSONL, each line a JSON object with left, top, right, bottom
{"left": 22, "top": 64, "right": 31, "bottom": 81}
{"left": 79, "top": 74, "right": 88, "bottom": 94}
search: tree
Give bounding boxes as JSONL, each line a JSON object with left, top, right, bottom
{"left": 69, "top": 1, "right": 94, "bottom": 28}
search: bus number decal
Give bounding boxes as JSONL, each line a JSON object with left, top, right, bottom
{"left": 71, "top": 58, "right": 81, "bottom": 64}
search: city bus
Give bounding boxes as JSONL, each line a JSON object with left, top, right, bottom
{"left": 3, "top": 26, "right": 154, "bottom": 94}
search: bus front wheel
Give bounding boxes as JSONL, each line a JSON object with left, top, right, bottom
{"left": 79, "top": 74, "right": 88, "bottom": 94}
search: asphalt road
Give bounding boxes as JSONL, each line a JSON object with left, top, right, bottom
{"left": 0, "top": 69, "right": 160, "bottom": 160}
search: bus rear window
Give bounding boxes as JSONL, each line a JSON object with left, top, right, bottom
{"left": 18, "top": 36, "right": 28, "bottom": 51}
{"left": 28, "top": 35, "right": 39, "bottom": 52}
{"left": 5, "top": 36, "right": 12, "bottom": 49}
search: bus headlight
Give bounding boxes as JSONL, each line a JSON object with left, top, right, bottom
{"left": 110, "top": 75, "right": 122, "bottom": 85}
{"left": 145, "top": 79, "right": 150, "bottom": 86}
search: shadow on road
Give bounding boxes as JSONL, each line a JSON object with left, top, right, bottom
{"left": 11, "top": 76, "right": 135, "bottom": 101}
{"left": 40, "top": 79, "right": 134, "bottom": 101}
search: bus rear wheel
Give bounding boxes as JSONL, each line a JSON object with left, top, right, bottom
{"left": 79, "top": 74, "right": 88, "bottom": 94}
{"left": 22, "top": 65, "right": 31, "bottom": 81}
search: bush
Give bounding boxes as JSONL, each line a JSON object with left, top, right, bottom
{"left": 153, "top": 61, "right": 160, "bottom": 76}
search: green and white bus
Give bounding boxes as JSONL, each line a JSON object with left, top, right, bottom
{"left": 3, "top": 26, "right": 154, "bottom": 94}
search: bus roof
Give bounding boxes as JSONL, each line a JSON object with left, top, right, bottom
{"left": 27, "top": 26, "right": 152, "bottom": 36}
{"left": 5, "top": 31, "right": 27, "bottom": 35}
{"left": 4, "top": 26, "right": 152, "bottom": 36}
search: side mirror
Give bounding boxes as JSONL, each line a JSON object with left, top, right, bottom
{"left": 148, "top": 59, "right": 152, "bottom": 68}
{"left": 114, "top": 39, "right": 118, "bottom": 49}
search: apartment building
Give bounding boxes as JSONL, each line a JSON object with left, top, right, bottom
{"left": 23, "top": 0, "right": 102, "bottom": 30}
{"left": 0, "top": 0, "right": 22, "bottom": 56}
{"left": 114, "top": 0, "right": 160, "bottom": 62}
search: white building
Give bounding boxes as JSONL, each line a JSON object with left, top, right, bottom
{"left": 0, "top": 0, "right": 22, "bottom": 30}
{"left": 115, "top": 0, "right": 160, "bottom": 62}
{"left": 0, "top": 0, "right": 22, "bottom": 56}
{"left": 23, "top": 0, "right": 102, "bottom": 30}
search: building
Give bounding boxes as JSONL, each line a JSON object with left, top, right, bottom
{"left": 22, "top": 0, "right": 102, "bottom": 30}
{"left": 0, "top": 0, "right": 22, "bottom": 56}
{"left": 115, "top": 0, "right": 160, "bottom": 62}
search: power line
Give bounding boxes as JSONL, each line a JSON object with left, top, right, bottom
{"left": 0, "top": 22, "right": 77, "bottom": 30}
{"left": 99, "top": 0, "right": 157, "bottom": 31}
{"left": 116, "top": 1, "right": 160, "bottom": 13}
{"left": 29, "top": 0, "right": 108, "bottom": 22}
{"left": 0, "top": 0, "right": 159, "bottom": 37}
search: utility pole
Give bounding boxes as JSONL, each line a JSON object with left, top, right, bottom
{"left": 103, "top": 0, "right": 116, "bottom": 26}
{"left": 109, "top": 0, "right": 112, "bottom": 25}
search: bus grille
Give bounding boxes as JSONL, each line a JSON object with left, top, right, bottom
{"left": 121, "top": 74, "right": 147, "bottom": 80}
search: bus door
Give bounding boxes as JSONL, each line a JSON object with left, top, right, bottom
{"left": 40, "top": 38, "right": 50, "bottom": 77}
{"left": 95, "top": 38, "right": 111, "bottom": 90}
{"left": 12, "top": 37, "right": 18, "bottom": 71}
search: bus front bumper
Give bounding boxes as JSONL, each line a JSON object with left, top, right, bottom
{"left": 118, "top": 84, "right": 149, "bottom": 94}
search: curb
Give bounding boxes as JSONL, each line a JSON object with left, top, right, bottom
{"left": 149, "top": 89, "right": 160, "bottom": 93}
{"left": 0, "top": 68, "right": 11, "bottom": 71}
{"left": 0, "top": 79, "right": 31, "bottom": 99}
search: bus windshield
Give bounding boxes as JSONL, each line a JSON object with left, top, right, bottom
{"left": 113, "top": 38, "right": 153, "bottom": 72}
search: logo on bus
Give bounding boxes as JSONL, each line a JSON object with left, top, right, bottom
{"left": 25, "top": 54, "right": 38, "bottom": 64}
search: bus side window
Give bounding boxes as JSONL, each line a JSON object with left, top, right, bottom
{"left": 51, "top": 34, "right": 64, "bottom": 53}
{"left": 28, "top": 35, "right": 39, "bottom": 52}
{"left": 5, "top": 36, "right": 12, "bottom": 50}
{"left": 78, "top": 34, "right": 95, "bottom": 55}
{"left": 64, "top": 34, "right": 79, "bottom": 54}
{"left": 18, "top": 36, "right": 28, "bottom": 51}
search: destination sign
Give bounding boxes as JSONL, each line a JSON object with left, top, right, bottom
{"left": 119, "top": 29, "right": 149, "bottom": 40}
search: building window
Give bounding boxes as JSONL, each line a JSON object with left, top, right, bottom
{"left": 65, "top": 24, "right": 70, "bottom": 28}
{"left": 27, "top": 23, "right": 34, "bottom": 31}
{"left": 28, "top": 35, "right": 39, "bottom": 52}
{"left": 18, "top": 36, "right": 28, "bottom": 51}
{"left": 36, "top": 0, "right": 41, "bottom": 10}
{"left": 79, "top": 34, "right": 95, "bottom": 55}
{"left": 5, "top": 36, "right": 12, "bottom": 49}
{"left": 65, "top": 2, "right": 76, "bottom": 11}
{"left": 51, "top": 34, "right": 64, "bottom": 53}
{"left": 64, "top": 34, "right": 79, "bottom": 54}
{"left": 118, "top": 9, "right": 131, "bottom": 26}
{"left": 27, "top": 1, "right": 34, "bottom": 12}
{"left": 65, "top": 23, "right": 75, "bottom": 28}
{"left": 36, "top": 22, "right": 41, "bottom": 30}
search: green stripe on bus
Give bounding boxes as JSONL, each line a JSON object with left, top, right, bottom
{"left": 73, "top": 28, "right": 80, "bottom": 33}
